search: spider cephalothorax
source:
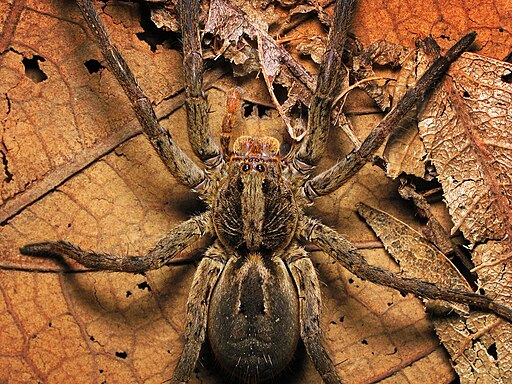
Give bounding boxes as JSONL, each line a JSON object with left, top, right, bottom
{"left": 215, "top": 136, "right": 297, "bottom": 254}
{"left": 19, "top": 0, "right": 512, "bottom": 383}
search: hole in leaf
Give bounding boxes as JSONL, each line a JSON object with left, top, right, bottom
{"left": 115, "top": 351, "right": 128, "bottom": 359}
{"left": 126, "top": 290, "right": 132, "bottom": 297}
{"left": 84, "top": 59, "right": 104, "bottom": 74}
{"left": 243, "top": 103, "right": 273, "bottom": 119}
{"left": 136, "top": 2, "right": 177, "bottom": 52}
{"left": 272, "top": 83, "right": 289, "bottom": 105}
{"left": 501, "top": 71, "right": 512, "bottom": 84}
{"left": 462, "top": 90, "right": 470, "bottom": 98}
{"left": 22, "top": 55, "right": 48, "bottom": 83}
{"left": 1, "top": 150, "right": 13, "bottom": 183}
{"left": 348, "top": 278, "right": 354, "bottom": 284}
{"left": 487, "top": 343, "right": 498, "bottom": 359}
{"left": 90, "top": 335, "right": 95, "bottom": 341}
{"left": 137, "top": 281, "right": 152, "bottom": 291}
{"left": 361, "top": 339, "right": 368, "bottom": 345}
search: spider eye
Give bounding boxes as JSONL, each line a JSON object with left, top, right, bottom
{"left": 241, "top": 163, "right": 251, "bottom": 172}
{"left": 256, "top": 164, "right": 265, "bottom": 173}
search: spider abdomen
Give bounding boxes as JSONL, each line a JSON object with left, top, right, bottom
{"left": 208, "top": 255, "right": 300, "bottom": 382}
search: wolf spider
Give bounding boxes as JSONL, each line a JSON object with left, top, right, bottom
{"left": 20, "top": 0, "right": 512, "bottom": 383}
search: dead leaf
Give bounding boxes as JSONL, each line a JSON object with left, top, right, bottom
{"left": 357, "top": 203, "right": 511, "bottom": 383}
{"left": 419, "top": 53, "right": 512, "bottom": 244}
{"left": 418, "top": 54, "right": 512, "bottom": 367}
{"left": 1, "top": 0, "right": 511, "bottom": 383}
{"left": 204, "top": 0, "right": 315, "bottom": 140}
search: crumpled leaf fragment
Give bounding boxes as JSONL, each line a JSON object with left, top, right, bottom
{"left": 205, "top": 0, "right": 315, "bottom": 140}
{"left": 352, "top": 40, "right": 411, "bottom": 111}
{"left": 296, "top": 36, "right": 326, "bottom": 64}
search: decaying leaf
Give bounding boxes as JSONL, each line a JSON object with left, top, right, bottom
{"left": 418, "top": 55, "right": 512, "bottom": 367}
{"left": 358, "top": 203, "right": 512, "bottom": 383}
{"left": 420, "top": 53, "right": 512, "bottom": 245}
{"left": 204, "top": 0, "right": 316, "bottom": 140}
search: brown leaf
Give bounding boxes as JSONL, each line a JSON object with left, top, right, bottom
{"left": 419, "top": 53, "right": 512, "bottom": 244}
{"left": 418, "top": 54, "right": 512, "bottom": 360}
{"left": 357, "top": 202, "right": 471, "bottom": 314}
{"left": 1, "top": 0, "right": 511, "bottom": 383}
{"left": 358, "top": 203, "right": 512, "bottom": 383}
{"left": 204, "top": 0, "right": 315, "bottom": 140}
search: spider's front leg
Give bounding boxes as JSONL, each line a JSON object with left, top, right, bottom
{"left": 75, "top": 0, "right": 207, "bottom": 189}
{"left": 287, "top": 247, "right": 342, "bottom": 384}
{"left": 292, "top": 0, "right": 354, "bottom": 176}
{"left": 300, "top": 217, "right": 512, "bottom": 323}
{"left": 20, "top": 212, "right": 212, "bottom": 273}
{"left": 302, "top": 32, "right": 476, "bottom": 200}
{"left": 178, "top": 0, "right": 223, "bottom": 167}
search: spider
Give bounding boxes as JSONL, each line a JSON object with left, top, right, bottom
{"left": 19, "top": 0, "right": 512, "bottom": 383}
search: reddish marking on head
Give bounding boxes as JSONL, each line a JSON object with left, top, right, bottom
{"left": 230, "top": 136, "right": 280, "bottom": 173}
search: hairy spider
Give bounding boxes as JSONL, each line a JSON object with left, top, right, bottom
{"left": 19, "top": 0, "right": 512, "bottom": 383}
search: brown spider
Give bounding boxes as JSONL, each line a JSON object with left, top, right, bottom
{"left": 20, "top": 0, "right": 512, "bottom": 383}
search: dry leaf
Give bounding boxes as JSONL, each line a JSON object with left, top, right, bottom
{"left": 204, "top": 0, "right": 315, "bottom": 140}
{"left": 418, "top": 54, "right": 512, "bottom": 367}
{"left": 358, "top": 203, "right": 511, "bottom": 383}
{"left": 1, "top": 0, "right": 511, "bottom": 383}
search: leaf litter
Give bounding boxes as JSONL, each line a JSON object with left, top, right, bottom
{"left": 1, "top": 0, "right": 512, "bottom": 383}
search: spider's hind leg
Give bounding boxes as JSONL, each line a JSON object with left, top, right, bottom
{"left": 170, "top": 245, "right": 225, "bottom": 384}
{"left": 288, "top": 247, "right": 343, "bottom": 384}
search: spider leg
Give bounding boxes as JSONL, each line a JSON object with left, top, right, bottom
{"left": 178, "top": 0, "right": 223, "bottom": 168}
{"left": 75, "top": 0, "right": 205, "bottom": 189}
{"left": 19, "top": 212, "right": 212, "bottom": 273}
{"left": 292, "top": 0, "right": 354, "bottom": 175}
{"left": 288, "top": 249, "right": 342, "bottom": 384}
{"left": 300, "top": 217, "right": 512, "bottom": 323}
{"left": 170, "top": 246, "right": 225, "bottom": 384}
{"left": 301, "top": 32, "right": 476, "bottom": 201}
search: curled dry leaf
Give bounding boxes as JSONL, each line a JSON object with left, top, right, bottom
{"left": 204, "top": 0, "right": 315, "bottom": 140}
